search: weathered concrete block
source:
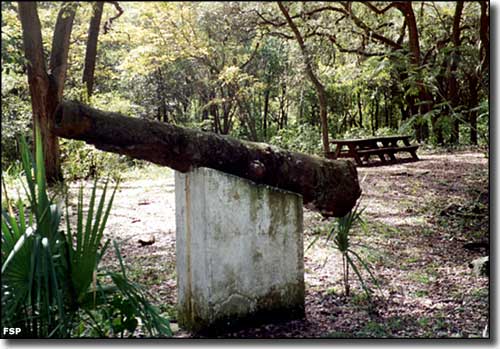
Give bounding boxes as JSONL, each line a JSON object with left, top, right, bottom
{"left": 175, "top": 167, "right": 304, "bottom": 334}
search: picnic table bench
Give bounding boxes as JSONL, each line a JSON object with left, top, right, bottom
{"left": 326, "top": 135, "right": 419, "bottom": 166}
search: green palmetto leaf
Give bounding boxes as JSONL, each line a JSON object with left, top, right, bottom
{"left": 1, "top": 225, "right": 34, "bottom": 274}
{"left": 345, "top": 254, "right": 372, "bottom": 299}
{"left": 113, "top": 240, "right": 127, "bottom": 277}
{"left": 1, "top": 205, "right": 35, "bottom": 299}
{"left": 305, "top": 234, "right": 321, "bottom": 251}
{"left": 42, "top": 237, "right": 67, "bottom": 335}
{"left": 19, "top": 135, "right": 36, "bottom": 208}
{"left": 2, "top": 129, "right": 72, "bottom": 337}
{"left": 18, "top": 198, "right": 27, "bottom": 234}
{"left": 97, "top": 182, "right": 118, "bottom": 248}
{"left": 97, "top": 239, "right": 111, "bottom": 266}
{"left": 108, "top": 242, "right": 172, "bottom": 337}
{"left": 65, "top": 194, "right": 73, "bottom": 261}
{"left": 348, "top": 248, "right": 383, "bottom": 294}
{"left": 2, "top": 210, "right": 18, "bottom": 253}
{"left": 67, "top": 180, "right": 119, "bottom": 302}
{"left": 76, "top": 186, "right": 84, "bottom": 258}
{"left": 83, "top": 182, "right": 98, "bottom": 256}
{"left": 35, "top": 127, "right": 48, "bottom": 216}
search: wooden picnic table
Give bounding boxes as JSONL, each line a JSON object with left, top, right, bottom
{"left": 327, "top": 135, "right": 419, "bottom": 166}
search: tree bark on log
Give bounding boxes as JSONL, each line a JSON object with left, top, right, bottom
{"left": 54, "top": 101, "right": 361, "bottom": 217}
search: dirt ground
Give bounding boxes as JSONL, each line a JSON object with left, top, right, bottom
{"left": 89, "top": 150, "right": 489, "bottom": 338}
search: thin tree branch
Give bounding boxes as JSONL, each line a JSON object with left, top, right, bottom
{"left": 267, "top": 31, "right": 294, "bottom": 40}
{"left": 361, "top": 2, "right": 398, "bottom": 15}
{"left": 322, "top": 32, "right": 385, "bottom": 57}
{"left": 103, "top": 1, "right": 123, "bottom": 34}
{"left": 239, "top": 41, "right": 261, "bottom": 70}
{"left": 397, "top": 20, "right": 406, "bottom": 46}
{"left": 255, "top": 5, "right": 346, "bottom": 28}
{"left": 342, "top": 2, "right": 402, "bottom": 50}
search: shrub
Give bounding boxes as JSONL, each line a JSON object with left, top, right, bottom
{"left": 341, "top": 127, "right": 373, "bottom": 140}
{"left": 60, "top": 139, "right": 137, "bottom": 181}
{"left": 270, "top": 123, "right": 323, "bottom": 155}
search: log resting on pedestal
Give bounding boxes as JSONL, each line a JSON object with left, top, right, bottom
{"left": 53, "top": 101, "right": 361, "bottom": 217}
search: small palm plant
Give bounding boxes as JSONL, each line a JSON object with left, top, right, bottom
{"left": 308, "top": 203, "right": 381, "bottom": 299}
{"left": 2, "top": 128, "right": 69, "bottom": 337}
{"left": 1, "top": 128, "right": 171, "bottom": 338}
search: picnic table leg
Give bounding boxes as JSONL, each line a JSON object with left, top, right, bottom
{"left": 402, "top": 138, "right": 419, "bottom": 160}
{"left": 377, "top": 153, "right": 387, "bottom": 164}
{"left": 382, "top": 140, "right": 397, "bottom": 162}
{"left": 371, "top": 141, "right": 387, "bottom": 164}
{"left": 333, "top": 144, "right": 343, "bottom": 159}
{"left": 348, "top": 145, "right": 363, "bottom": 166}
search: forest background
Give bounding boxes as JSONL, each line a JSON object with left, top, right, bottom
{"left": 1, "top": 1, "right": 489, "bottom": 182}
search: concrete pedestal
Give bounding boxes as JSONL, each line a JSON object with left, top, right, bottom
{"left": 175, "top": 167, "right": 304, "bottom": 334}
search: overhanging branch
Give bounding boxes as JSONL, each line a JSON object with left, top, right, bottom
{"left": 103, "top": 1, "right": 123, "bottom": 34}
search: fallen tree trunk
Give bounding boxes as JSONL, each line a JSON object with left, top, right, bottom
{"left": 54, "top": 101, "right": 361, "bottom": 216}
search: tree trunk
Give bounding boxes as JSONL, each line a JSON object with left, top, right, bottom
{"left": 467, "top": 2, "right": 489, "bottom": 146}
{"left": 479, "top": 2, "right": 489, "bottom": 75}
{"left": 208, "top": 90, "right": 220, "bottom": 133}
{"left": 278, "top": 83, "right": 287, "bottom": 130}
{"left": 280, "top": 84, "right": 289, "bottom": 129}
{"left": 237, "top": 99, "right": 258, "bottom": 141}
{"left": 449, "top": 1, "right": 464, "bottom": 145}
{"left": 49, "top": 4, "right": 76, "bottom": 100}
{"left": 468, "top": 74, "right": 479, "bottom": 145}
{"left": 395, "top": 2, "right": 420, "bottom": 66}
{"left": 395, "top": 2, "right": 432, "bottom": 142}
{"left": 299, "top": 88, "right": 304, "bottom": 123}
{"left": 82, "top": 1, "right": 104, "bottom": 98}
{"left": 263, "top": 88, "right": 270, "bottom": 139}
{"left": 278, "top": 2, "right": 330, "bottom": 154}
{"left": 54, "top": 101, "right": 361, "bottom": 217}
{"left": 18, "top": 2, "right": 76, "bottom": 183}
{"left": 357, "top": 92, "right": 363, "bottom": 128}
{"left": 384, "top": 92, "right": 389, "bottom": 127}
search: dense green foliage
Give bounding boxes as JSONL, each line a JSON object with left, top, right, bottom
{"left": 1, "top": 1, "right": 489, "bottom": 176}
{"left": 1, "top": 129, "right": 171, "bottom": 338}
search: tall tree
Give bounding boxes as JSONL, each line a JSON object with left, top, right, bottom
{"left": 18, "top": 2, "right": 77, "bottom": 183}
{"left": 358, "top": 2, "right": 432, "bottom": 140}
{"left": 467, "top": 1, "right": 488, "bottom": 145}
{"left": 448, "top": 1, "right": 464, "bottom": 144}
{"left": 277, "top": 2, "right": 330, "bottom": 154}
{"left": 82, "top": 2, "right": 104, "bottom": 99}
{"left": 82, "top": 1, "right": 123, "bottom": 99}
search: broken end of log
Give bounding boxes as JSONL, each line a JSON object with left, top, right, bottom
{"left": 307, "top": 158, "right": 362, "bottom": 217}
